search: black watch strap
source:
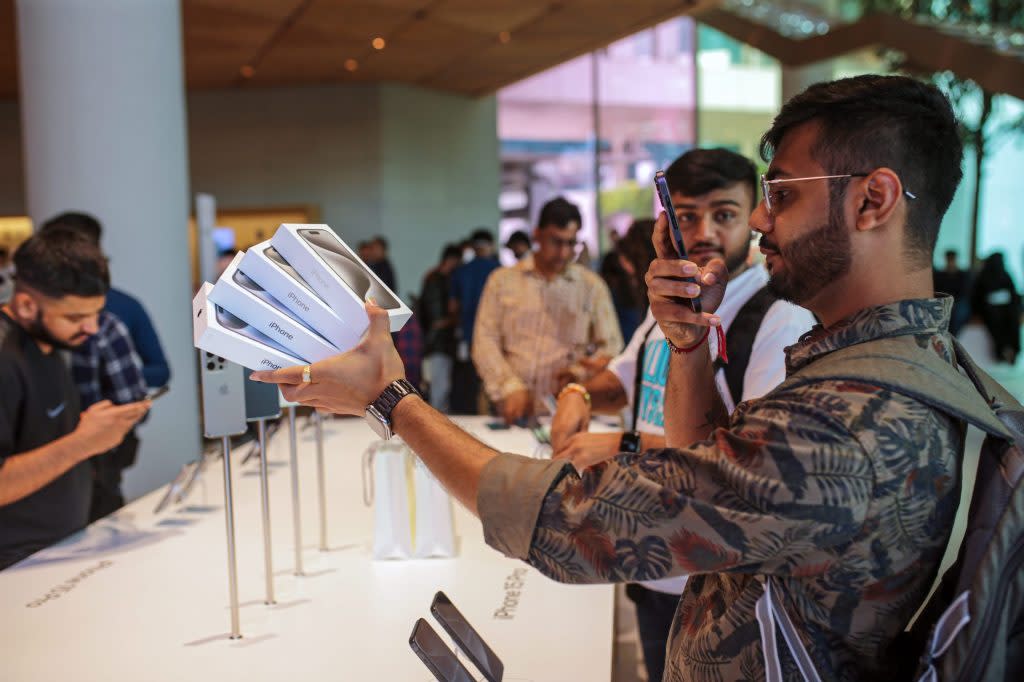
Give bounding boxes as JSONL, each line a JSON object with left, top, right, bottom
{"left": 619, "top": 430, "right": 641, "bottom": 454}
{"left": 370, "top": 379, "right": 419, "bottom": 421}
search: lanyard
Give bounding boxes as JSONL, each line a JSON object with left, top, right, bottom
{"left": 631, "top": 319, "right": 661, "bottom": 430}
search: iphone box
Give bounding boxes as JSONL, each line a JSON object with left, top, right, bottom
{"left": 209, "top": 252, "right": 339, "bottom": 363}
{"left": 238, "top": 240, "right": 366, "bottom": 351}
{"left": 193, "top": 282, "right": 304, "bottom": 373}
{"left": 270, "top": 224, "right": 412, "bottom": 333}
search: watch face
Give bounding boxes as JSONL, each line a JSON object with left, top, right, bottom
{"left": 619, "top": 431, "right": 641, "bottom": 453}
{"left": 365, "top": 406, "right": 392, "bottom": 440}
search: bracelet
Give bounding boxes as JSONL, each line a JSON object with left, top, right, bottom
{"left": 666, "top": 326, "right": 729, "bottom": 363}
{"left": 666, "top": 327, "right": 709, "bottom": 354}
{"left": 558, "top": 382, "right": 591, "bottom": 407}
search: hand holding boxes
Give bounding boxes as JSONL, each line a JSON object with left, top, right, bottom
{"left": 193, "top": 224, "right": 410, "bottom": 372}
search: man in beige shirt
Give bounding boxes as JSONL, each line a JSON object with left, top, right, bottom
{"left": 471, "top": 197, "right": 623, "bottom": 424}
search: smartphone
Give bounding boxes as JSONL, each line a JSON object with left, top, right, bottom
{"left": 409, "top": 618, "right": 478, "bottom": 682}
{"left": 654, "top": 170, "right": 702, "bottom": 314}
{"left": 145, "top": 385, "right": 170, "bottom": 401}
{"left": 430, "top": 591, "right": 504, "bottom": 682}
{"left": 296, "top": 228, "right": 401, "bottom": 309}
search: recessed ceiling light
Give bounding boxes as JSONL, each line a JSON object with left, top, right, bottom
{"left": 372, "top": 37, "right": 386, "bottom": 50}
{"left": 498, "top": 31, "right": 511, "bottom": 44}
{"left": 344, "top": 58, "right": 359, "bottom": 72}
{"left": 240, "top": 65, "right": 255, "bottom": 78}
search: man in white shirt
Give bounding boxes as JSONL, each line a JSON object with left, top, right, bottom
{"left": 549, "top": 147, "right": 815, "bottom": 682}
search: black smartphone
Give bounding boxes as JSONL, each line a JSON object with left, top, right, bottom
{"left": 145, "top": 385, "right": 170, "bottom": 401}
{"left": 654, "top": 170, "right": 702, "bottom": 314}
{"left": 430, "top": 591, "right": 504, "bottom": 682}
{"left": 409, "top": 618, "right": 478, "bottom": 682}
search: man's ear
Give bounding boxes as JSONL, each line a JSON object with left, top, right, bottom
{"left": 854, "top": 167, "right": 903, "bottom": 233}
{"left": 9, "top": 290, "right": 39, "bottom": 321}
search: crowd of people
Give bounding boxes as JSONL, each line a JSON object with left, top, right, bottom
{"left": 3, "top": 72, "right": 1024, "bottom": 680}
{"left": 252, "top": 75, "right": 1024, "bottom": 681}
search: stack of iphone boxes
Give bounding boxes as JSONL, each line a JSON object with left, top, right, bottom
{"left": 193, "top": 224, "right": 411, "bottom": 372}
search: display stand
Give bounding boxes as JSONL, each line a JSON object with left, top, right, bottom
{"left": 315, "top": 412, "right": 328, "bottom": 551}
{"left": 287, "top": 406, "right": 304, "bottom": 576}
{"left": 220, "top": 436, "right": 242, "bottom": 639}
{"left": 256, "top": 419, "right": 275, "bottom": 605}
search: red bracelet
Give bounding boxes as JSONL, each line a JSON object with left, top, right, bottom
{"left": 666, "top": 326, "right": 729, "bottom": 363}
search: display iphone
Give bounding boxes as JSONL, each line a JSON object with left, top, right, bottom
{"left": 654, "top": 170, "right": 702, "bottom": 314}
{"left": 430, "top": 591, "right": 504, "bottom": 682}
{"left": 409, "top": 618, "right": 478, "bottom": 682}
{"left": 297, "top": 228, "right": 401, "bottom": 309}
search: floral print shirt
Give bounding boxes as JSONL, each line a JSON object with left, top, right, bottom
{"left": 477, "top": 298, "right": 962, "bottom": 681}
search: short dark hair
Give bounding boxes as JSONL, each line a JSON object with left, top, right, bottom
{"left": 944, "top": 249, "right": 958, "bottom": 260}
{"left": 40, "top": 212, "right": 103, "bottom": 245}
{"left": 441, "top": 244, "right": 462, "bottom": 262}
{"left": 372, "top": 235, "right": 389, "bottom": 251}
{"left": 505, "top": 230, "right": 530, "bottom": 247}
{"left": 538, "top": 197, "right": 582, "bottom": 230}
{"left": 470, "top": 228, "right": 494, "bottom": 244}
{"left": 14, "top": 229, "right": 110, "bottom": 298}
{"left": 664, "top": 148, "right": 757, "bottom": 204}
{"left": 760, "top": 75, "right": 963, "bottom": 265}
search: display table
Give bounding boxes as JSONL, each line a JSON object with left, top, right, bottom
{"left": 0, "top": 416, "right": 613, "bottom": 681}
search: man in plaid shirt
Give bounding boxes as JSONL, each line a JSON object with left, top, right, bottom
{"left": 71, "top": 310, "right": 147, "bottom": 520}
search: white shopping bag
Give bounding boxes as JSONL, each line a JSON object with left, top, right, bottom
{"left": 362, "top": 441, "right": 413, "bottom": 560}
{"left": 411, "top": 457, "right": 456, "bottom": 558}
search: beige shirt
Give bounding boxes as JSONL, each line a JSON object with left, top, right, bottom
{"left": 471, "top": 256, "right": 623, "bottom": 410}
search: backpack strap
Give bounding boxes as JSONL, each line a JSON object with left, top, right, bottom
{"left": 716, "top": 285, "right": 778, "bottom": 407}
{"left": 773, "top": 336, "right": 1019, "bottom": 439}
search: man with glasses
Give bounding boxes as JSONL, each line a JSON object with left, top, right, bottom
{"left": 0, "top": 231, "right": 149, "bottom": 568}
{"left": 254, "top": 75, "right": 974, "bottom": 680}
{"left": 472, "top": 197, "right": 623, "bottom": 423}
{"left": 549, "top": 148, "right": 815, "bottom": 682}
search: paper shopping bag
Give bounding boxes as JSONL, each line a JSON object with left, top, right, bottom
{"left": 362, "top": 441, "right": 413, "bottom": 560}
{"left": 412, "top": 456, "right": 456, "bottom": 558}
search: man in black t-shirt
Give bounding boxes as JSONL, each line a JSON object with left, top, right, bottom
{"left": 0, "top": 231, "right": 149, "bottom": 569}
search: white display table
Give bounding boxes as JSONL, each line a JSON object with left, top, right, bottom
{"left": 0, "top": 416, "right": 613, "bottom": 681}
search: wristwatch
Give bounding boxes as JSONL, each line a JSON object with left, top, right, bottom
{"left": 364, "top": 379, "right": 420, "bottom": 440}
{"left": 619, "top": 430, "right": 642, "bottom": 454}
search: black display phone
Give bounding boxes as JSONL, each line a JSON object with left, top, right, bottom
{"left": 654, "top": 170, "right": 702, "bottom": 314}
{"left": 409, "top": 618, "right": 478, "bottom": 682}
{"left": 430, "top": 591, "right": 504, "bottom": 682}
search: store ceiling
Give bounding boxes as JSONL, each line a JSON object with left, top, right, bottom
{"left": 0, "top": 0, "right": 1021, "bottom": 100}
{"left": 0, "top": 0, "right": 716, "bottom": 99}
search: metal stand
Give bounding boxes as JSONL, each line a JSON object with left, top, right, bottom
{"left": 221, "top": 437, "right": 242, "bottom": 639}
{"left": 256, "top": 419, "right": 275, "bottom": 605}
{"left": 287, "top": 406, "right": 304, "bottom": 576}
{"left": 315, "top": 412, "right": 328, "bottom": 551}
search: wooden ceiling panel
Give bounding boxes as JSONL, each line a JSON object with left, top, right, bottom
{"left": 429, "top": 0, "right": 551, "bottom": 35}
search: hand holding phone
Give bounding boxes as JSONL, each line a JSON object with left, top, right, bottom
{"left": 654, "top": 171, "right": 702, "bottom": 314}
{"left": 146, "top": 385, "right": 170, "bottom": 402}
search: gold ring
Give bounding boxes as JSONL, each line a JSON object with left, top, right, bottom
{"left": 302, "top": 365, "right": 312, "bottom": 383}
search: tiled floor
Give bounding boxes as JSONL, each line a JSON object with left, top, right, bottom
{"left": 610, "top": 323, "right": 1024, "bottom": 682}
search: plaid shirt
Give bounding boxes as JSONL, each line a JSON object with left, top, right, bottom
{"left": 71, "top": 311, "right": 147, "bottom": 408}
{"left": 478, "top": 298, "right": 962, "bottom": 681}
{"left": 471, "top": 256, "right": 623, "bottom": 411}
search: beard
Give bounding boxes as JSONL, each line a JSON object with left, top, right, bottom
{"left": 26, "top": 311, "right": 89, "bottom": 350}
{"left": 763, "top": 200, "right": 851, "bottom": 304}
{"left": 691, "top": 234, "right": 751, "bottom": 278}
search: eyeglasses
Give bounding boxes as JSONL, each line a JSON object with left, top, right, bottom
{"left": 760, "top": 173, "right": 918, "bottom": 215}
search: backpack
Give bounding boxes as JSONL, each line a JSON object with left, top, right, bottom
{"left": 757, "top": 335, "right": 1024, "bottom": 682}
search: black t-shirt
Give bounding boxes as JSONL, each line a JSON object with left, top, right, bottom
{"left": 0, "top": 311, "right": 90, "bottom": 569}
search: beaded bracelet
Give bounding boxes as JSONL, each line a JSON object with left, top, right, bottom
{"left": 557, "top": 382, "right": 591, "bottom": 407}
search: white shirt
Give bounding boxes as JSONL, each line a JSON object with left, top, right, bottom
{"left": 607, "top": 264, "right": 816, "bottom": 593}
